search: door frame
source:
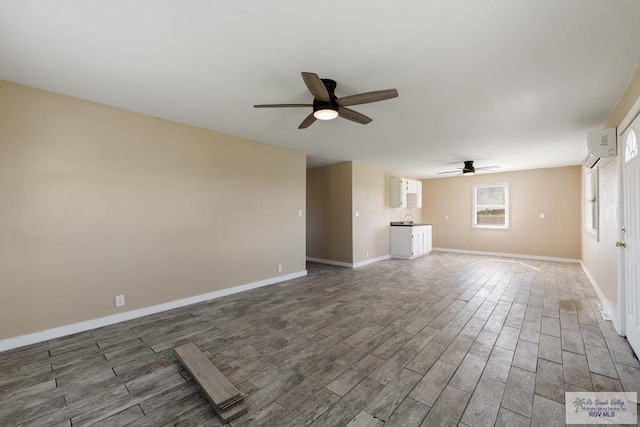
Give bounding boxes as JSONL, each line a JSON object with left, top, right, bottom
{"left": 617, "top": 95, "right": 640, "bottom": 337}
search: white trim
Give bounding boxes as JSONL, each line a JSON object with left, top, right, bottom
{"left": 580, "top": 261, "right": 622, "bottom": 335}
{"left": 584, "top": 168, "right": 600, "bottom": 241}
{"left": 390, "top": 253, "right": 429, "bottom": 260}
{"left": 472, "top": 183, "right": 510, "bottom": 230}
{"left": 306, "top": 255, "right": 391, "bottom": 269}
{"left": 617, "top": 91, "right": 640, "bottom": 339}
{"left": 618, "top": 126, "right": 627, "bottom": 337}
{"left": 306, "top": 257, "right": 353, "bottom": 268}
{"left": 353, "top": 255, "right": 391, "bottom": 268}
{"left": 432, "top": 247, "right": 580, "bottom": 263}
{"left": 0, "top": 270, "right": 307, "bottom": 353}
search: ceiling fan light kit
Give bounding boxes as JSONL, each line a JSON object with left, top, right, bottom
{"left": 313, "top": 108, "right": 339, "bottom": 120}
{"left": 312, "top": 97, "right": 339, "bottom": 120}
{"left": 254, "top": 72, "right": 398, "bottom": 129}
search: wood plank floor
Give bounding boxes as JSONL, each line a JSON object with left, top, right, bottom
{"left": 1, "top": 252, "right": 639, "bottom": 426}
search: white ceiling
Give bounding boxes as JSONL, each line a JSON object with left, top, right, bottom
{"left": 1, "top": 1, "right": 639, "bottom": 178}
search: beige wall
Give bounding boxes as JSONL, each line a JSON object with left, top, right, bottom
{"left": 582, "top": 65, "right": 640, "bottom": 331}
{"left": 306, "top": 162, "right": 353, "bottom": 263}
{"left": 352, "top": 162, "right": 422, "bottom": 264}
{"left": 306, "top": 161, "right": 421, "bottom": 265}
{"left": 422, "top": 166, "right": 581, "bottom": 259}
{"left": 0, "top": 80, "right": 306, "bottom": 340}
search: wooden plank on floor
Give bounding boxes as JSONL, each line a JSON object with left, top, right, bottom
{"left": 173, "top": 342, "right": 247, "bottom": 422}
{"left": 174, "top": 342, "right": 242, "bottom": 409}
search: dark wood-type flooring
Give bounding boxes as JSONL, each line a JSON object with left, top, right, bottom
{"left": 1, "top": 252, "right": 639, "bottom": 426}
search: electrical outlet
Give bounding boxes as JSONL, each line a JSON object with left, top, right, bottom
{"left": 540, "top": 213, "right": 545, "bottom": 219}
{"left": 115, "top": 295, "right": 125, "bottom": 308}
{"left": 298, "top": 209, "right": 303, "bottom": 217}
{"left": 277, "top": 264, "right": 283, "bottom": 273}
{"left": 366, "top": 251, "right": 369, "bottom": 258}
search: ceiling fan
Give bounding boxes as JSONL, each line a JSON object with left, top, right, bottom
{"left": 438, "top": 160, "right": 499, "bottom": 176}
{"left": 254, "top": 72, "right": 398, "bottom": 129}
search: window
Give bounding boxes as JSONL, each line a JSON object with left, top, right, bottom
{"left": 626, "top": 129, "right": 637, "bottom": 163}
{"left": 473, "top": 183, "right": 509, "bottom": 229}
{"left": 584, "top": 169, "right": 598, "bottom": 240}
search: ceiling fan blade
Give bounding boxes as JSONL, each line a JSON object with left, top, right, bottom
{"left": 437, "top": 170, "right": 461, "bottom": 175}
{"left": 254, "top": 103, "right": 312, "bottom": 108}
{"left": 338, "top": 107, "right": 372, "bottom": 125}
{"left": 337, "top": 89, "right": 399, "bottom": 107}
{"left": 301, "top": 72, "right": 330, "bottom": 102}
{"left": 298, "top": 113, "right": 317, "bottom": 129}
{"left": 475, "top": 166, "right": 500, "bottom": 170}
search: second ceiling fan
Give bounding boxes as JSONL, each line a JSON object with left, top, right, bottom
{"left": 254, "top": 72, "right": 398, "bottom": 129}
{"left": 438, "top": 161, "right": 499, "bottom": 176}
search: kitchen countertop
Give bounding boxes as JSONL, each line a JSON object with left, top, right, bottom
{"left": 390, "top": 222, "right": 432, "bottom": 226}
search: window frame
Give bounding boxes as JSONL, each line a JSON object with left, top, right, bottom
{"left": 625, "top": 128, "right": 638, "bottom": 164}
{"left": 472, "top": 183, "right": 510, "bottom": 229}
{"left": 584, "top": 168, "right": 599, "bottom": 240}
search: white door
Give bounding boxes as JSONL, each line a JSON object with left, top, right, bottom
{"left": 623, "top": 121, "right": 640, "bottom": 354}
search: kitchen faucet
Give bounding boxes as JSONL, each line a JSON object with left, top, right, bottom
{"left": 404, "top": 214, "right": 413, "bottom": 222}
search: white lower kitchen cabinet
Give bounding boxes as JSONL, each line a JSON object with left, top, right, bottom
{"left": 390, "top": 225, "right": 432, "bottom": 259}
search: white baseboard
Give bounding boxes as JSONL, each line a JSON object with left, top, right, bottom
{"left": 307, "top": 255, "right": 390, "bottom": 269}
{"left": 353, "top": 255, "right": 391, "bottom": 268}
{"left": 306, "top": 257, "right": 353, "bottom": 268}
{"left": 580, "top": 261, "right": 622, "bottom": 334}
{"left": 0, "top": 270, "right": 307, "bottom": 353}
{"left": 432, "top": 247, "right": 581, "bottom": 263}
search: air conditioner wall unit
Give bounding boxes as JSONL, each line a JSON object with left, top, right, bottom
{"left": 583, "top": 127, "right": 617, "bottom": 169}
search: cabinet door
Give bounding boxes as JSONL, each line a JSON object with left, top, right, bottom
{"left": 411, "top": 230, "right": 418, "bottom": 255}
{"left": 390, "top": 177, "right": 406, "bottom": 208}
{"left": 424, "top": 225, "right": 432, "bottom": 253}
{"left": 416, "top": 181, "right": 423, "bottom": 208}
{"left": 391, "top": 226, "right": 413, "bottom": 257}
{"left": 412, "top": 228, "right": 423, "bottom": 256}
{"left": 400, "top": 179, "right": 407, "bottom": 207}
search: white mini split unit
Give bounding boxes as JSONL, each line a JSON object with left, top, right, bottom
{"left": 583, "top": 127, "right": 617, "bottom": 169}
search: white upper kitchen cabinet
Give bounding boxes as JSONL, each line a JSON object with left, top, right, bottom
{"left": 390, "top": 177, "right": 422, "bottom": 208}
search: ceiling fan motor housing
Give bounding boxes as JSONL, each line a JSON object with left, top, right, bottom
{"left": 320, "top": 79, "right": 337, "bottom": 98}
{"left": 313, "top": 99, "right": 338, "bottom": 113}
{"left": 313, "top": 79, "right": 339, "bottom": 114}
{"left": 463, "top": 160, "right": 475, "bottom": 174}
